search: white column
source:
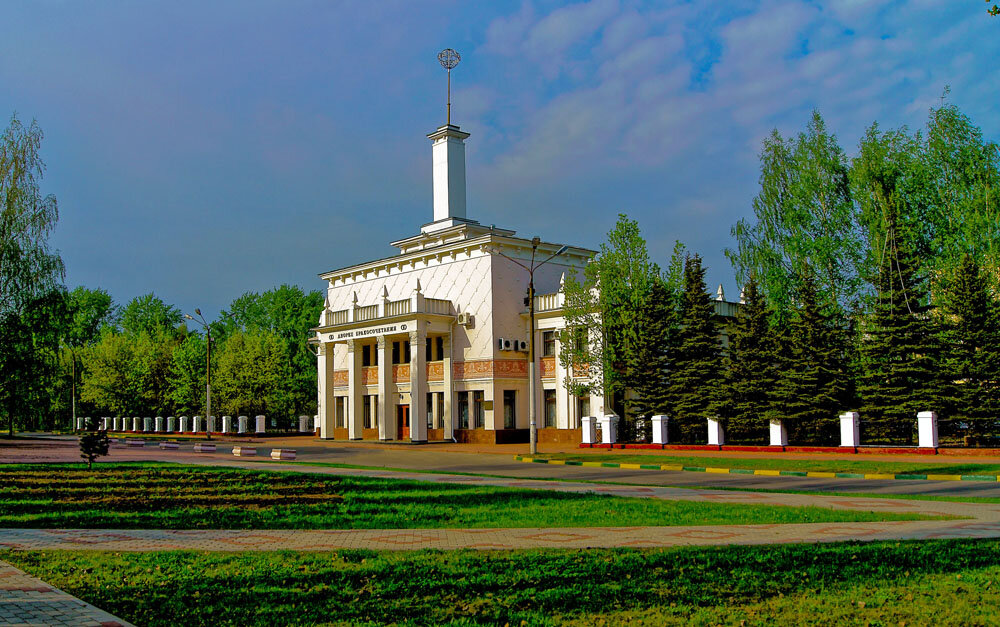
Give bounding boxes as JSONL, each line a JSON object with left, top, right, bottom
{"left": 208, "top": 415, "right": 217, "bottom": 432}
{"left": 132, "top": 417, "right": 141, "bottom": 432}
{"left": 297, "top": 416, "right": 308, "bottom": 432}
{"left": 313, "top": 415, "right": 320, "bottom": 432}
{"left": 238, "top": 416, "right": 248, "bottom": 433}
{"left": 255, "top": 415, "right": 265, "bottom": 434}
{"left": 442, "top": 334, "right": 454, "bottom": 440}
{"left": 409, "top": 329, "right": 428, "bottom": 443}
{"left": 840, "top": 411, "right": 860, "bottom": 447}
{"left": 319, "top": 342, "right": 336, "bottom": 439}
{"left": 180, "top": 416, "right": 190, "bottom": 432}
{"left": 598, "top": 414, "right": 619, "bottom": 444}
{"left": 376, "top": 337, "right": 393, "bottom": 440}
{"left": 167, "top": 416, "right": 176, "bottom": 433}
{"left": 155, "top": 416, "right": 164, "bottom": 432}
{"left": 769, "top": 419, "right": 788, "bottom": 446}
{"left": 581, "top": 415, "right": 597, "bottom": 444}
{"left": 143, "top": 417, "right": 153, "bottom": 432}
{"left": 652, "top": 415, "right": 669, "bottom": 445}
{"left": 707, "top": 417, "right": 725, "bottom": 446}
{"left": 347, "top": 340, "right": 364, "bottom": 440}
{"left": 222, "top": 416, "right": 232, "bottom": 433}
{"left": 193, "top": 416, "right": 203, "bottom": 432}
{"left": 918, "top": 411, "right": 939, "bottom": 448}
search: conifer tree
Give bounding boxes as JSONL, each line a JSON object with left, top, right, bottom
{"left": 939, "top": 254, "right": 1000, "bottom": 441}
{"left": 858, "top": 211, "right": 943, "bottom": 444}
{"left": 667, "top": 254, "right": 722, "bottom": 442}
{"left": 772, "top": 275, "right": 850, "bottom": 444}
{"left": 631, "top": 278, "right": 676, "bottom": 430}
{"left": 719, "top": 276, "right": 775, "bottom": 443}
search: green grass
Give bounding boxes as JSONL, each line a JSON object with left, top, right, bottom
{"left": 543, "top": 452, "right": 1000, "bottom": 476}
{"left": 0, "top": 463, "right": 938, "bottom": 529}
{"left": 6, "top": 540, "right": 1000, "bottom": 626}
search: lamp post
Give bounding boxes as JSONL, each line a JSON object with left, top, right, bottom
{"left": 492, "top": 238, "right": 569, "bottom": 455}
{"left": 184, "top": 309, "right": 213, "bottom": 441}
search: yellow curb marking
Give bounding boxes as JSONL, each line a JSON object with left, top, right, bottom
{"left": 806, "top": 471, "right": 837, "bottom": 478}
{"left": 864, "top": 473, "right": 895, "bottom": 480}
{"left": 927, "top": 474, "right": 963, "bottom": 482}
{"left": 660, "top": 465, "right": 683, "bottom": 471}
{"left": 581, "top": 461, "right": 604, "bottom": 468}
{"left": 619, "top": 463, "right": 642, "bottom": 470}
{"left": 706, "top": 467, "right": 730, "bottom": 474}
{"left": 547, "top": 460, "right": 566, "bottom": 465}
{"left": 754, "top": 469, "right": 780, "bottom": 476}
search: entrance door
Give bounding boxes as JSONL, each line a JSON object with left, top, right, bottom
{"left": 397, "top": 404, "right": 410, "bottom": 440}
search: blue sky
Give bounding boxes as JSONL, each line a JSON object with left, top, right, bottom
{"left": 2, "top": 0, "right": 996, "bottom": 317}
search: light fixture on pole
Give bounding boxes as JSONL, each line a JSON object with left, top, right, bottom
{"left": 491, "top": 238, "right": 570, "bottom": 455}
{"left": 184, "top": 309, "right": 213, "bottom": 441}
{"left": 437, "top": 48, "right": 460, "bottom": 125}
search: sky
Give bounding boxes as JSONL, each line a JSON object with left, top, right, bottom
{"left": 2, "top": 0, "right": 997, "bottom": 318}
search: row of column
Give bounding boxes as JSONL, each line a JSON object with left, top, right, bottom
{"left": 77, "top": 415, "right": 268, "bottom": 434}
{"left": 321, "top": 329, "right": 453, "bottom": 442}
{"left": 582, "top": 411, "right": 942, "bottom": 448}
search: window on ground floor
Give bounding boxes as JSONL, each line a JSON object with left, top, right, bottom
{"left": 544, "top": 389, "right": 556, "bottom": 428}
{"left": 542, "top": 330, "right": 556, "bottom": 357}
{"left": 363, "top": 395, "right": 377, "bottom": 430}
{"left": 577, "top": 395, "right": 590, "bottom": 420}
{"left": 335, "top": 397, "right": 346, "bottom": 428}
{"left": 457, "top": 391, "right": 469, "bottom": 429}
{"left": 503, "top": 390, "right": 516, "bottom": 429}
{"left": 473, "top": 391, "right": 484, "bottom": 429}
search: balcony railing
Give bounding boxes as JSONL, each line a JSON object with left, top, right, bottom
{"left": 425, "top": 298, "right": 451, "bottom": 315}
{"left": 385, "top": 299, "right": 411, "bottom": 317}
{"left": 326, "top": 309, "right": 349, "bottom": 326}
{"left": 534, "top": 292, "right": 563, "bottom": 312}
{"left": 355, "top": 304, "right": 379, "bottom": 322}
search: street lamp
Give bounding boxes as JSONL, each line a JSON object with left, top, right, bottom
{"left": 184, "top": 309, "right": 213, "bottom": 441}
{"left": 492, "top": 238, "right": 570, "bottom": 455}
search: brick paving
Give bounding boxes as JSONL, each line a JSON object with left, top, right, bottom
{"left": 0, "top": 561, "right": 132, "bottom": 626}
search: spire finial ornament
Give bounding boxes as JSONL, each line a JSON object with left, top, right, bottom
{"left": 437, "top": 48, "right": 461, "bottom": 125}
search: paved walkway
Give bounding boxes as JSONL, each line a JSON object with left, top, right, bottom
{"left": 0, "top": 561, "right": 132, "bottom": 626}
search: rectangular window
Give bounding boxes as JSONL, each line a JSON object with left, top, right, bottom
{"left": 426, "top": 337, "right": 433, "bottom": 361}
{"left": 577, "top": 395, "right": 590, "bottom": 420}
{"left": 363, "top": 395, "right": 376, "bottom": 430}
{"left": 544, "top": 389, "right": 557, "bottom": 428}
{"left": 392, "top": 341, "right": 401, "bottom": 365}
{"left": 542, "top": 331, "right": 556, "bottom": 357}
{"left": 574, "top": 328, "right": 588, "bottom": 352}
{"left": 403, "top": 340, "right": 410, "bottom": 363}
{"left": 437, "top": 392, "right": 445, "bottom": 427}
{"left": 473, "top": 391, "right": 484, "bottom": 429}
{"left": 503, "top": 390, "right": 516, "bottom": 429}
{"left": 426, "top": 392, "right": 434, "bottom": 427}
{"left": 457, "top": 391, "right": 469, "bottom": 429}
{"left": 362, "top": 345, "right": 371, "bottom": 367}
{"left": 436, "top": 336, "right": 444, "bottom": 360}
{"left": 335, "top": 397, "right": 346, "bottom": 429}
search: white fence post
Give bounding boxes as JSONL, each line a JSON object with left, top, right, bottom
{"left": 840, "top": 412, "right": 860, "bottom": 447}
{"left": 769, "top": 419, "right": 788, "bottom": 446}
{"left": 707, "top": 417, "right": 725, "bottom": 446}
{"left": 918, "top": 411, "right": 939, "bottom": 449}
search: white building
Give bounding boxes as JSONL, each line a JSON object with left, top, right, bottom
{"left": 313, "top": 121, "right": 598, "bottom": 443}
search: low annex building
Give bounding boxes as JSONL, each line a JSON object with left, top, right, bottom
{"left": 313, "top": 119, "right": 600, "bottom": 444}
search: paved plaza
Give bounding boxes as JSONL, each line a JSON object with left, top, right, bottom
{"left": 0, "top": 561, "right": 132, "bottom": 627}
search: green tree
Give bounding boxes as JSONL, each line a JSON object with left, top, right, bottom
{"left": 79, "top": 331, "right": 139, "bottom": 417}
{"left": 213, "top": 330, "right": 288, "bottom": 418}
{"left": 57, "top": 287, "right": 118, "bottom": 425}
{"left": 666, "top": 254, "right": 723, "bottom": 442}
{"left": 630, "top": 278, "right": 677, "bottom": 429}
{"left": 772, "top": 276, "right": 852, "bottom": 444}
{"left": 938, "top": 254, "right": 1000, "bottom": 440}
{"left": 728, "top": 111, "right": 864, "bottom": 318}
{"left": 167, "top": 333, "right": 208, "bottom": 416}
{"left": 78, "top": 425, "right": 109, "bottom": 470}
{"left": 0, "top": 115, "right": 64, "bottom": 435}
{"left": 719, "top": 275, "right": 776, "bottom": 443}
{"left": 120, "top": 293, "right": 182, "bottom": 337}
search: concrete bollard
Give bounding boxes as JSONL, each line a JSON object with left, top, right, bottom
{"left": 580, "top": 416, "right": 597, "bottom": 444}
{"left": 238, "top": 416, "right": 248, "bottom": 434}
{"left": 769, "top": 419, "right": 788, "bottom": 446}
{"left": 232, "top": 446, "right": 257, "bottom": 457}
{"left": 167, "top": 416, "right": 176, "bottom": 433}
{"left": 707, "top": 417, "right": 725, "bottom": 446}
{"left": 142, "top": 417, "right": 151, "bottom": 432}
{"left": 207, "top": 416, "right": 216, "bottom": 433}
{"left": 222, "top": 416, "right": 232, "bottom": 433}
{"left": 193, "top": 443, "right": 216, "bottom": 453}
{"left": 598, "top": 414, "right": 619, "bottom": 445}
{"left": 271, "top": 448, "right": 297, "bottom": 460}
{"left": 126, "top": 440, "right": 145, "bottom": 448}
{"left": 159, "top": 442, "right": 179, "bottom": 450}
{"left": 193, "top": 416, "right": 203, "bottom": 432}
{"left": 918, "top": 411, "right": 939, "bottom": 448}
{"left": 840, "top": 412, "right": 860, "bottom": 447}
{"left": 179, "top": 416, "right": 190, "bottom": 433}
{"left": 299, "top": 415, "right": 311, "bottom": 433}
{"left": 255, "top": 415, "right": 265, "bottom": 434}
{"left": 651, "top": 415, "right": 669, "bottom": 445}
{"left": 314, "top": 415, "right": 320, "bottom": 433}
{"left": 155, "top": 416, "right": 164, "bottom": 432}
{"left": 132, "top": 417, "right": 141, "bottom": 432}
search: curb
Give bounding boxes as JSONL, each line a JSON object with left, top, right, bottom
{"left": 513, "top": 456, "right": 1000, "bottom": 483}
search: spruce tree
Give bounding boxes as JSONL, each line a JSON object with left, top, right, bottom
{"left": 858, "top": 212, "right": 942, "bottom": 444}
{"left": 719, "top": 276, "right": 776, "bottom": 443}
{"left": 631, "top": 279, "right": 675, "bottom": 433}
{"left": 667, "top": 254, "right": 722, "bottom": 442}
{"left": 772, "top": 275, "right": 850, "bottom": 444}
{"left": 939, "top": 254, "right": 1000, "bottom": 442}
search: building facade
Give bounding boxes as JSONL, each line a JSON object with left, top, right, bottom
{"left": 313, "top": 122, "right": 598, "bottom": 443}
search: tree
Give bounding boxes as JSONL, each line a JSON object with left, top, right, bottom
{"left": 630, "top": 278, "right": 677, "bottom": 429}
{"left": 0, "top": 115, "right": 64, "bottom": 435}
{"left": 120, "top": 293, "right": 182, "bottom": 337}
{"left": 166, "top": 333, "right": 208, "bottom": 416}
{"left": 938, "top": 254, "right": 1000, "bottom": 440}
{"left": 58, "top": 287, "right": 118, "bottom": 426}
{"left": 78, "top": 424, "right": 109, "bottom": 470}
{"left": 719, "top": 276, "right": 776, "bottom": 443}
{"left": 728, "top": 111, "right": 864, "bottom": 318}
{"left": 213, "top": 330, "right": 288, "bottom": 418}
{"left": 771, "top": 276, "right": 852, "bottom": 444}
{"left": 666, "top": 254, "right": 723, "bottom": 442}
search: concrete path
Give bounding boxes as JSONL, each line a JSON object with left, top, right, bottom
{"left": 0, "top": 561, "right": 132, "bottom": 626}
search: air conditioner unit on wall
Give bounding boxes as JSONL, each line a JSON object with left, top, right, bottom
{"left": 498, "top": 338, "right": 513, "bottom": 351}
{"left": 457, "top": 312, "right": 471, "bottom": 326}
{"left": 517, "top": 340, "right": 529, "bottom": 352}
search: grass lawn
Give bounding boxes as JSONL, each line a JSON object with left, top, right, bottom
{"left": 0, "top": 463, "right": 938, "bottom": 529}
{"left": 540, "top": 452, "right": 1000, "bottom": 476}
{"left": 5, "top": 540, "right": 999, "bottom": 626}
